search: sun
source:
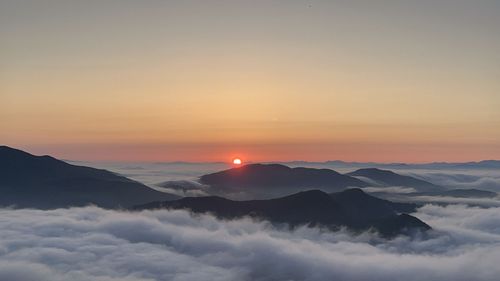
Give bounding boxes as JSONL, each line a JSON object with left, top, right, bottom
{"left": 232, "top": 158, "right": 242, "bottom": 165}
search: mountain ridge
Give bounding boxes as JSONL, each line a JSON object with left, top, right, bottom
{"left": 0, "top": 146, "right": 179, "bottom": 209}
{"left": 134, "top": 188, "right": 428, "bottom": 237}
{"left": 199, "top": 163, "right": 369, "bottom": 199}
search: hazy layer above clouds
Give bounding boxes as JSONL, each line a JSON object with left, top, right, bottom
{"left": 407, "top": 171, "right": 500, "bottom": 192}
{"left": 0, "top": 204, "right": 499, "bottom": 281}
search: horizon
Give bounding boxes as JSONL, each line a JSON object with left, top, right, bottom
{"left": 3, "top": 144, "right": 499, "bottom": 166}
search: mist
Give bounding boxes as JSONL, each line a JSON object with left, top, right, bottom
{"left": 1, "top": 204, "right": 499, "bottom": 281}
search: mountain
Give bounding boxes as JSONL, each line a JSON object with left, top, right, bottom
{"left": 0, "top": 146, "right": 178, "bottom": 209}
{"left": 347, "top": 168, "right": 443, "bottom": 192}
{"left": 199, "top": 164, "right": 369, "bottom": 199}
{"left": 135, "top": 188, "right": 429, "bottom": 237}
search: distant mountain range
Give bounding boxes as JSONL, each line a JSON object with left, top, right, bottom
{"left": 198, "top": 164, "right": 447, "bottom": 199}
{"left": 196, "top": 164, "right": 498, "bottom": 199}
{"left": 123, "top": 160, "right": 500, "bottom": 170}
{"left": 134, "top": 188, "right": 429, "bottom": 237}
{"left": 0, "top": 146, "right": 178, "bottom": 209}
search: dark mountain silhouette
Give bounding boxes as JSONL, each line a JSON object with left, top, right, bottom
{"left": 135, "top": 188, "right": 428, "bottom": 237}
{"left": 347, "top": 168, "right": 443, "bottom": 192}
{"left": 410, "top": 189, "right": 497, "bottom": 198}
{"left": 0, "top": 146, "right": 178, "bottom": 209}
{"left": 199, "top": 164, "right": 369, "bottom": 199}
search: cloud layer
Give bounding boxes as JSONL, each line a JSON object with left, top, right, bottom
{"left": 0, "top": 204, "right": 499, "bottom": 281}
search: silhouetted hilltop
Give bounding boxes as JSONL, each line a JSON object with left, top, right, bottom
{"left": 199, "top": 164, "right": 369, "bottom": 198}
{"left": 135, "top": 188, "right": 428, "bottom": 237}
{"left": 347, "top": 168, "right": 443, "bottom": 192}
{"left": 0, "top": 146, "right": 178, "bottom": 209}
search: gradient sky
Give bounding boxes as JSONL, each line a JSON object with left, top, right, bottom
{"left": 1, "top": 0, "right": 499, "bottom": 162}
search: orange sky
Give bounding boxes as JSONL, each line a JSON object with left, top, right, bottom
{"left": 1, "top": 1, "right": 499, "bottom": 162}
{"left": 13, "top": 141, "right": 499, "bottom": 163}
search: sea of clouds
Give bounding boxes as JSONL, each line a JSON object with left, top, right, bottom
{"left": 23, "top": 160, "right": 496, "bottom": 280}
{"left": 1, "top": 203, "right": 500, "bottom": 281}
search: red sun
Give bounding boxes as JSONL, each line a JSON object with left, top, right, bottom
{"left": 232, "top": 158, "right": 242, "bottom": 165}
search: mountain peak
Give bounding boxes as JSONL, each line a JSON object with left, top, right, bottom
{"left": 0, "top": 146, "right": 178, "bottom": 209}
{"left": 199, "top": 163, "right": 369, "bottom": 199}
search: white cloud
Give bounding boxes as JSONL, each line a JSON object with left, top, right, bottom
{"left": 409, "top": 196, "right": 500, "bottom": 207}
{"left": 361, "top": 186, "right": 417, "bottom": 194}
{"left": 155, "top": 180, "right": 210, "bottom": 197}
{"left": 0, "top": 204, "right": 499, "bottom": 281}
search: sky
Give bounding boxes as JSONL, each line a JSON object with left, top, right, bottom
{"left": 1, "top": 0, "right": 499, "bottom": 162}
